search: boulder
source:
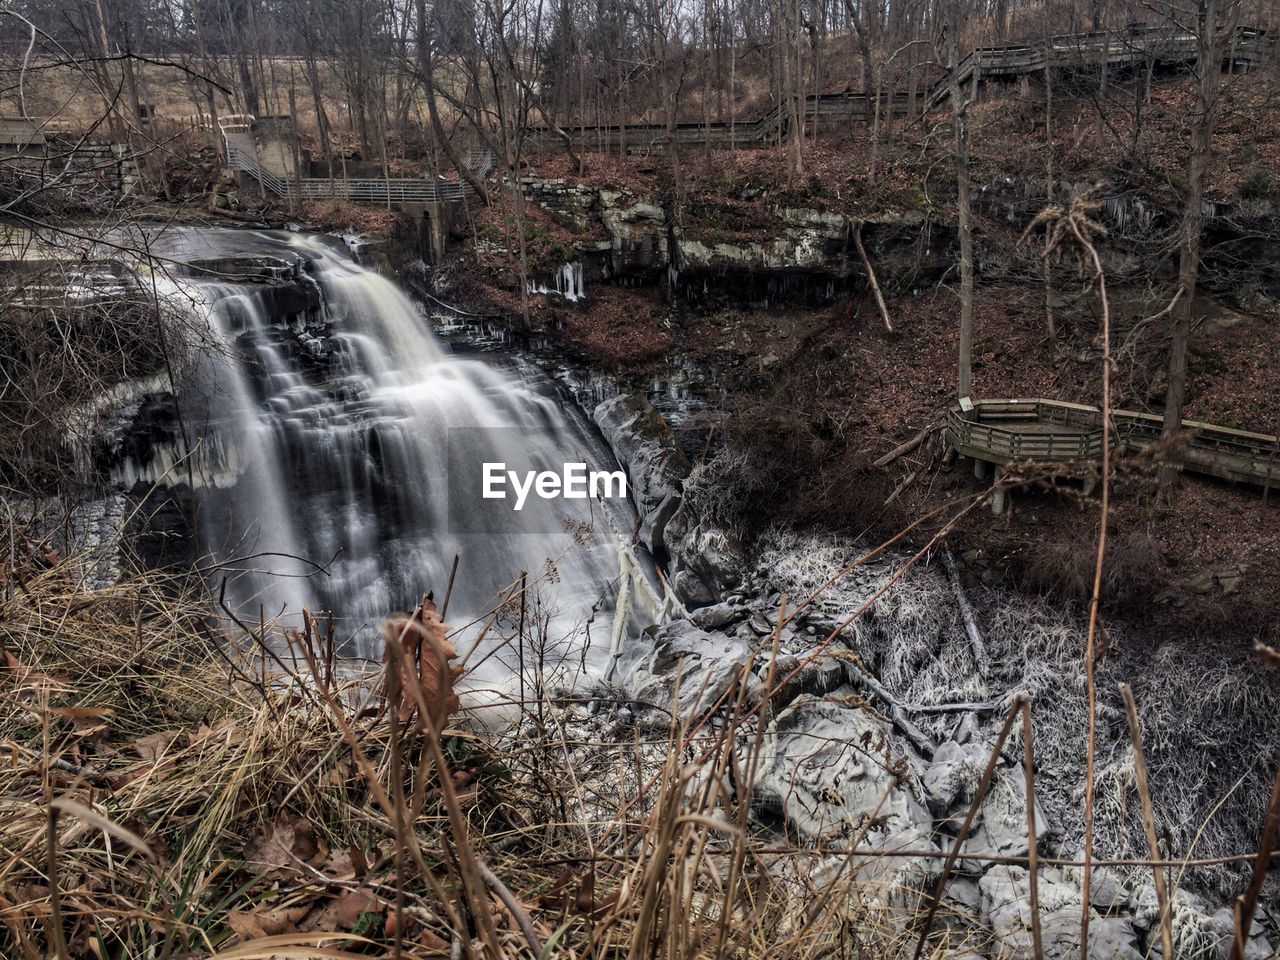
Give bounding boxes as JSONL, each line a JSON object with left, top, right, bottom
{"left": 921, "top": 739, "right": 986, "bottom": 814}
{"left": 1086, "top": 867, "right": 1130, "bottom": 913}
{"left": 664, "top": 499, "right": 744, "bottom": 604}
{"left": 690, "top": 601, "right": 746, "bottom": 630}
{"left": 753, "top": 693, "right": 937, "bottom": 908}
{"left": 765, "top": 652, "right": 847, "bottom": 705}
{"left": 671, "top": 569, "right": 716, "bottom": 608}
{"left": 617, "top": 619, "right": 751, "bottom": 721}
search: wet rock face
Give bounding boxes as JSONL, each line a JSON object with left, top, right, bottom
{"left": 176, "top": 254, "right": 307, "bottom": 283}
{"left": 599, "top": 190, "right": 669, "bottom": 280}
{"left": 519, "top": 178, "right": 954, "bottom": 304}
{"left": 183, "top": 254, "right": 325, "bottom": 323}
{"left": 95, "top": 391, "right": 183, "bottom": 481}
{"left": 592, "top": 393, "right": 691, "bottom": 556}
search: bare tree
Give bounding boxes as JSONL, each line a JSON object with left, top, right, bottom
{"left": 944, "top": 0, "right": 975, "bottom": 399}
{"left": 1158, "top": 0, "right": 1241, "bottom": 492}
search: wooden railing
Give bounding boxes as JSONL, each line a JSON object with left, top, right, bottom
{"left": 527, "top": 24, "right": 1274, "bottom": 153}
{"left": 947, "top": 398, "right": 1280, "bottom": 487}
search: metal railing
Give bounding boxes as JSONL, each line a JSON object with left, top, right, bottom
{"left": 225, "top": 134, "right": 494, "bottom": 204}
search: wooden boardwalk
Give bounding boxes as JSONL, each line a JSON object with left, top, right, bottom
{"left": 947, "top": 398, "right": 1280, "bottom": 489}
{"left": 526, "top": 24, "right": 1273, "bottom": 154}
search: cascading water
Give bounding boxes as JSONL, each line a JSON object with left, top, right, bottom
{"left": 121, "top": 231, "right": 656, "bottom": 694}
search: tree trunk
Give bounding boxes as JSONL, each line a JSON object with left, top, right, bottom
{"left": 415, "top": 0, "right": 490, "bottom": 204}
{"left": 1158, "top": 0, "right": 1230, "bottom": 492}
{"left": 947, "top": 4, "right": 975, "bottom": 399}
{"left": 1043, "top": 4, "right": 1056, "bottom": 341}
{"left": 237, "top": 56, "right": 261, "bottom": 116}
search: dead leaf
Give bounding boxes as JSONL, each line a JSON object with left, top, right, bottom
{"left": 227, "top": 904, "right": 309, "bottom": 942}
{"left": 188, "top": 720, "right": 237, "bottom": 749}
{"left": 3, "top": 650, "right": 69, "bottom": 699}
{"left": 324, "top": 757, "right": 356, "bottom": 789}
{"left": 382, "top": 599, "right": 461, "bottom": 729}
{"left": 347, "top": 847, "right": 369, "bottom": 878}
{"left": 49, "top": 705, "right": 113, "bottom": 737}
{"left": 333, "top": 888, "right": 383, "bottom": 929}
{"left": 134, "top": 730, "right": 181, "bottom": 760}
{"left": 418, "top": 927, "right": 451, "bottom": 955}
{"left": 384, "top": 909, "right": 408, "bottom": 939}
{"left": 575, "top": 868, "right": 595, "bottom": 916}
{"left": 316, "top": 849, "right": 367, "bottom": 883}
{"left": 244, "top": 813, "right": 324, "bottom": 878}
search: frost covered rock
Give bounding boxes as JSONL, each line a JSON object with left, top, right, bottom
{"left": 1086, "top": 867, "right": 1130, "bottom": 912}
{"left": 664, "top": 499, "right": 744, "bottom": 605}
{"left": 671, "top": 568, "right": 717, "bottom": 607}
{"left": 922, "top": 739, "right": 986, "bottom": 814}
{"left": 617, "top": 619, "right": 751, "bottom": 720}
{"left": 1134, "top": 888, "right": 1276, "bottom": 960}
{"left": 960, "top": 767, "right": 1052, "bottom": 868}
{"left": 980, "top": 864, "right": 1079, "bottom": 937}
{"left": 765, "top": 652, "right": 847, "bottom": 705}
{"left": 944, "top": 876, "right": 983, "bottom": 915}
{"left": 1207, "top": 907, "right": 1274, "bottom": 960}
{"left": 1038, "top": 908, "right": 1144, "bottom": 960}
{"left": 754, "top": 693, "right": 937, "bottom": 906}
{"left": 978, "top": 865, "right": 1139, "bottom": 959}
{"left": 690, "top": 601, "right": 746, "bottom": 630}
{"left": 592, "top": 394, "right": 689, "bottom": 554}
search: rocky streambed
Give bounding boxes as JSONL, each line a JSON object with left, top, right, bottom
{"left": 566, "top": 382, "right": 1279, "bottom": 959}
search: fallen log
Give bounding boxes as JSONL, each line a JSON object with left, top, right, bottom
{"left": 854, "top": 222, "right": 893, "bottom": 332}
{"left": 874, "top": 421, "right": 942, "bottom": 469}
{"left": 942, "top": 549, "right": 990, "bottom": 679}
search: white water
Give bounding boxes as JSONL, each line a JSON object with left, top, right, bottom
{"left": 124, "top": 232, "right": 653, "bottom": 693}
{"left": 528, "top": 261, "right": 585, "bottom": 301}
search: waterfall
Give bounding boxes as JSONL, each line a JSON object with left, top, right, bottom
{"left": 133, "top": 231, "right": 641, "bottom": 693}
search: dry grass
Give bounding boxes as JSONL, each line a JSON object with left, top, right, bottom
{"left": 0, "top": 536, "right": 983, "bottom": 959}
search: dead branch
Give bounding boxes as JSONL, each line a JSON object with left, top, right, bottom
{"left": 873, "top": 422, "right": 941, "bottom": 469}
{"left": 1119, "top": 683, "right": 1174, "bottom": 960}
{"left": 478, "top": 858, "right": 545, "bottom": 956}
{"left": 854, "top": 222, "right": 893, "bottom": 332}
{"left": 941, "top": 549, "right": 989, "bottom": 679}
